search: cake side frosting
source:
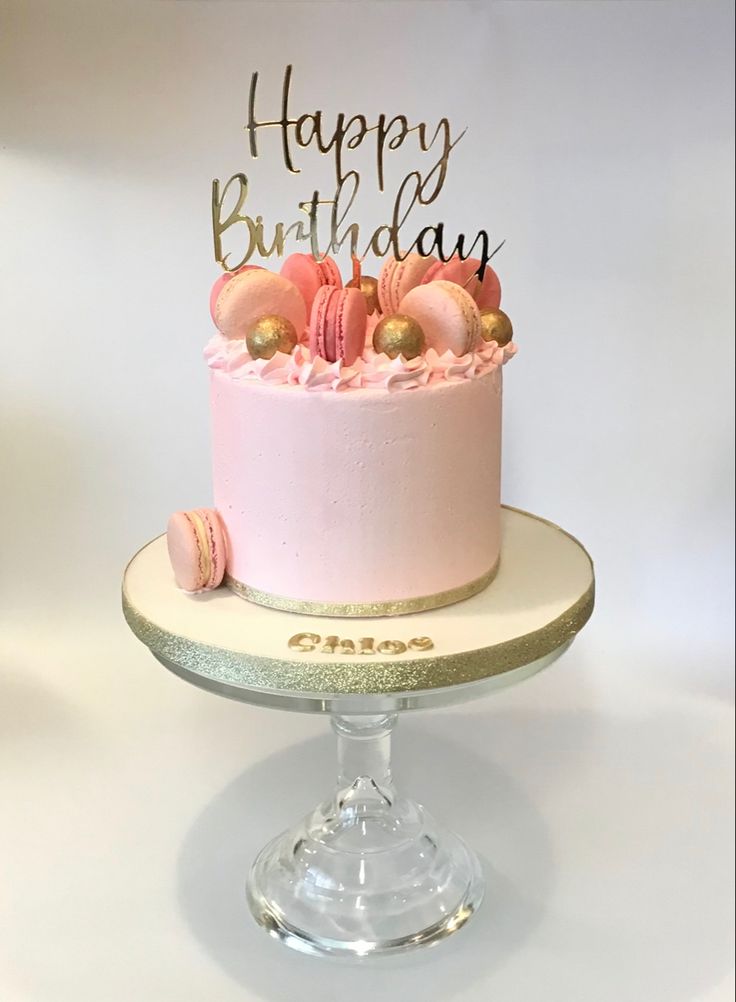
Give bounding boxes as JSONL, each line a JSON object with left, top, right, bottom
{"left": 210, "top": 367, "right": 503, "bottom": 612}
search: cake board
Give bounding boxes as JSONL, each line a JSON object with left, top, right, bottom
{"left": 123, "top": 506, "right": 594, "bottom": 957}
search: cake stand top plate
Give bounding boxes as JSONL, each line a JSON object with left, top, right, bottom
{"left": 122, "top": 507, "right": 594, "bottom": 714}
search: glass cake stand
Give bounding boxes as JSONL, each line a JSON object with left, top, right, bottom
{"left": 123, "top": 506, "right": 594, "bottom": 958}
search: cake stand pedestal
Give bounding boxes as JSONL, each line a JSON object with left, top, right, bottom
{"left": 123, "top": 506, "right": 594, "bottom": 958}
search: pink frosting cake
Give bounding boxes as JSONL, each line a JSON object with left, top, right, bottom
{"left": 198, "top": 254, "right": 518, "bottom": 616}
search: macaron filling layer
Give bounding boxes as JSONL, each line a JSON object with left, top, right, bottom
{"left": 186, "top": 510, "right": 213, "bottom": 587}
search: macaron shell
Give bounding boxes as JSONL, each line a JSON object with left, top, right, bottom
{"left": 421, "top": 256, "right": 471, "bottom": 293}
{"left": 214, "top": 270, "right": 307, "bottom": 340}
{"left": 459, "top": 257, "right": 501, "bottom": 310}
{"left": 420, "top": 259, "right": 445, "bottom": 285}
{"left": 377, "top": 254, "right": 438, "bottom": 314}
{"left": 317, "top": 256, "right": 342, "bottom": 289}
{"left": 309, "top": 285, "right": 335, "bottom": 360}
{"left": 209, "top": 265, "right": 263, "bottom": 324}
{"left": 309, "top": 286, "right": 367, "bottom": 365}
{"left": 166, "top": 509, "right": 227, "bottom": 593}
{"left": 334, "top": 287, "right": 368, "bottom": 365}
{"left": 322, "top": 288, "right": 340, "bottom": 362}
{"left": 421, "top": 256, "right": 502, "bottom": 311}
{"left": 399, "top": 281, "right": 481, "bottom": 356}
{"left": 474, "top": 264, "right": 502, "bottom": 310}
{"left": 280, "top": 254, "right": 343, "bottom": 318}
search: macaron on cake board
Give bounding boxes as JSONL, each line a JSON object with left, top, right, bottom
{"left": 171, "top": 250, "right": 517, "bottom": 617}
{"left": 166, "top": 509, "right": 227, "bottom": 593}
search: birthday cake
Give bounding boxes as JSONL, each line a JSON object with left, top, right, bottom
{"left": 165, "top": 66, "right": 517, "bottom": 617}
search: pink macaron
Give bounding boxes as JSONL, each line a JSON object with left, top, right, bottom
{"left": 309, "top": 286, "right": 367, "bottom": 366}
{"left": 377, "top": 253, "right": 438, "bottom": 315}
{"left": 280, "top": 253, "right": 343, "bottom": 318}
{"left": 208, "top": 265, "right": 264, "bottom": 325}
{"left": 422, "top": 256, "right": 502, "bottom": 311}
{"left": 399, "top": 280, "right": 481, "bottom": 356}
{"left": 166, "top": 508, "right": 227, "bottom": 593}
{"left": 214, "top": 269, "right": 307, "bottom": 341}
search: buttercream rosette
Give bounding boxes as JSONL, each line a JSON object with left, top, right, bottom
{"left": 204, "top": 333, "right": 516, "bottom": 392}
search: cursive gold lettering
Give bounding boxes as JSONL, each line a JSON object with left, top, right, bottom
{"left": 327, "top": 172, "right": 361, "bottom": 258}
{"left": 408, "top": 637, "right": 434, "bottom": 652}
{"left": 288, "top": 632, "right": 320, "bottom": 652}
{"left": 287, "top": 633, "right": 435, "bottom": 655}
{"left": 376, "top": 640, "right": 408, "bottom": 655}
{"left": 215, "top": 65, "right": 502, "bottom": 282}
{"left": 211, "top": 173, "right": 255, "bottom": 270}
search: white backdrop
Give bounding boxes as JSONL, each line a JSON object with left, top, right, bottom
{"left": 1, "top": 3, "right": 734, "bottom": 1001}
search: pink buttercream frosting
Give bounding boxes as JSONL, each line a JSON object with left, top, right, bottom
{"left": 359, "top": 352, "right": 430, "bottom": 390}
{"left": 477, "top": 339, "right": 518, "bottom": 368}
{"left": 298, "top": 354, "right": 362, "bottom": 391}
{"left": 211, "top": 365, "right": 503, "bottom": 606}
{"left": 203, "top": 332, "right": 516, "bottom": 392}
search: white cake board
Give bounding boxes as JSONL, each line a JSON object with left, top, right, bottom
{"left": 123, "top": 506, "right": 594, "bottom": 714}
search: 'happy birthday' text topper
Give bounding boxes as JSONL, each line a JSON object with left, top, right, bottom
{"left": 212, "top": 65, "right": 502, "bottom": 279}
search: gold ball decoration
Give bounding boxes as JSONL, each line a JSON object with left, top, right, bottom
{"left": 373, "top": 313, "right": 426, "bottom": 360}
{"left": 347, "top": 275, "right": 380, "bottom": 316}
{"left": 479, "top": 308, "right": 514, "bottom": 347}
{"left": 246, "top": 314, "right": 298, "bottom": 360}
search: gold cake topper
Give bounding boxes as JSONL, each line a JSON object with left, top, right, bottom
{"left": 212, "top": 66, "right": 502, "bottom": 279}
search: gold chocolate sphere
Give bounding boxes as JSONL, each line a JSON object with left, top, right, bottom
{"left": 246, "top": 314, "right": 298, "bottom": 359}
{"left": 479, "top": 308, "right": 513, "bottom": 347}
{"left": 347, "top": 275, "right": 380, "bottom": 316}
{"left": 373, "top": 313, "right": 426, "bottom": 360}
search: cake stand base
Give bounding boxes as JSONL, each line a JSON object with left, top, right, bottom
{"left": 123, "top": 507, "right": 595, "bottom": 958}
{"left": 246, "top": 713, "right": 483, "bottom": 957}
